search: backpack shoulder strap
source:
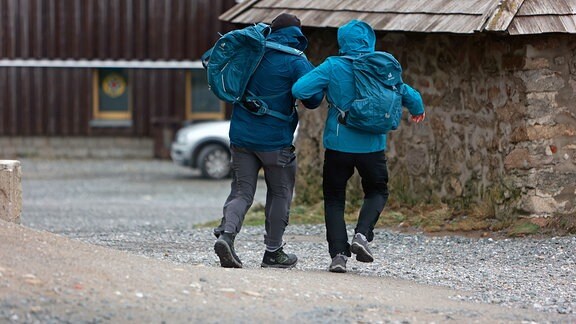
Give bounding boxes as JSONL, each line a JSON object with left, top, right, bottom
{"left": 265, "top": 41, "right": 305, "bottom": 57}
{"left": 327, "top": 55, "right": 354, "bottom": 115}
{"left": 237, "top": 39, "right": 302, "bottom": 122}
{"left": 201, "top": 47, "right": 213, "bottom": 69}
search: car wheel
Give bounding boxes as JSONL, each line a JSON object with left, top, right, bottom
{"left": 198, "top": 144, "right": 231, "bottom": 180}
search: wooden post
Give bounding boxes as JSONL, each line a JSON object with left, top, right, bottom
{"left": 0, "top": 160, "right": 22, "bottom": 224}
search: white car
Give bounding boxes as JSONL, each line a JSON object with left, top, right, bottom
{"left": 171, "top": 119, "right": 298, "bottom": 180}
{"left": 170, "top": 120, "right": 231, "bottom": 180}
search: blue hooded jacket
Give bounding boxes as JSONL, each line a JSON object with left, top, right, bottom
{"left": 292, "top": 20, "right": 425, "bottom": 153}
{"left": 229, "top": 26, "right": 323, "bottom": 151}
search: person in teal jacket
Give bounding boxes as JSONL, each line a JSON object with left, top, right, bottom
{"left": 213, "top": 13, "right": 323, "bottom": 270}
{"left": 292, "top": 19, "right": 425, "bottom": 273}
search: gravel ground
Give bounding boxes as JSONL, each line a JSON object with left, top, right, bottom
{"left": 69, "top": 224, "right": 576, "bottom": 317}
{"left": 20, "top": 158, "right": 259, "bottom": 232}
{"left": 6, "top": 220, "right": 569, "bottom": 324}
{"left": 10, "top": 158, "right": 576, "bottom": 322}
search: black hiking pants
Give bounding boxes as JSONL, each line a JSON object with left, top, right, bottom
{"left": 323, "top": 149, "right": 389, "bottom": 258}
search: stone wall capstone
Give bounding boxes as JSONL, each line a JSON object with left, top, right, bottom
{"left": 0, "top": 160, "right": 22, "bottom": 224}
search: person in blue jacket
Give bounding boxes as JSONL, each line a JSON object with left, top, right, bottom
{"left": 292, "top": 19, "right": 425, "bottom": 273}
{"left": 213, "top": 13, "right": 323, "bottom": 269}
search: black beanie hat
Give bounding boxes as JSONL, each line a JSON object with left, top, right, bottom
{"left": 270, "top": 13, "right": 301, "bottom": 31}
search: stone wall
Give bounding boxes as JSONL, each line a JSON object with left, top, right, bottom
{"left": 505, "top": 36, "right": 576, "bottom": 217}
{"left": 297, "top": 29, "right": 576, "bottom": 218}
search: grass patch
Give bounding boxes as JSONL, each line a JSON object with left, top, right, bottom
{"left": 543, "top": 214, "right": 576, "bottom": 235}
{"left": 375, "top": 201, "right": 507, "bottom": 234}
{"left": 197, "top": 201, "right": 360, "bottom": 229}
{"left": 198, "top": 204, "right": 268, "bottom": 229}
{"left": 197, "top": 201, "right": 571, "bottom": 238}
{"left": 507, "top": 220, "right": 541, "bottom": 237}
{"left": 242, "top": 202, "right": 328, "bottom": 225}
{"left": 198, "top": 202, "right": 499, "bottom": 234}
{"left": 377, "top": 211, "right": 406, "bottom": 227}
{"left": 199, "top": 219, "right": 224, "bottom": 229}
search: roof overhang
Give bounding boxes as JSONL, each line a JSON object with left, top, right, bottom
{"left": 220, "top": 0, "right": 576, "bottom": 35}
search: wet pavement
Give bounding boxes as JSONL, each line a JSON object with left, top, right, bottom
{"left": 19, "top": 158, "right": 267, "bottom": 234}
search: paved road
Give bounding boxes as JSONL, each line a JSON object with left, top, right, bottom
{"left": 20, "top": 158, "right": 267, "bottom": 233}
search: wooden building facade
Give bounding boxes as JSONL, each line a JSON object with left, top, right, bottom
{"left": 0, "top": 0, "right": 237, "bottom": 158}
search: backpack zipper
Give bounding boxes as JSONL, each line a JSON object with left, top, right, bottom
{"left": 388, "top": 86, "right": 398, "bottom": 123}
{"left": 220, "top": 62, "right": 230, "bottom": 93}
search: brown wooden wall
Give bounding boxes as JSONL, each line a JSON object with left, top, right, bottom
{"left": 0, "top": 0, "right": 237, "bottom": 137}
{"left": 1, "top": 67, "right": 92, "bottom": 136}
{"left": 0, "top": 0, "right": 236, "bottom": 59}
{"left": 0, "top": 67, "right": 191, "bottom": 136}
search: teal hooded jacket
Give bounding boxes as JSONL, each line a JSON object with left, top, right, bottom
{"left": 292, "top": 20, "right": 424, "bottom": 153}
{"left": 229, "top": 26, "right": 323, "bottom": 151}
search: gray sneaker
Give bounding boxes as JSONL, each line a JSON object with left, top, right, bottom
{"left": 329, "top": 253, "right": 348, "bottom": 273}
{"left": 350, "top": 233, "right": 374, "bottom": 263}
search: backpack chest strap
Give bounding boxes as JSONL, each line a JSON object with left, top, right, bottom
{"left": 242, "top": 90, "right": 296, "bottom": 122}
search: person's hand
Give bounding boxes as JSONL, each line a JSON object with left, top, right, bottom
{"left": 410, "top": 112, "right": 425, "bottom": 123}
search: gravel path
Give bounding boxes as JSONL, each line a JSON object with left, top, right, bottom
{"left": 9, "top": 158, "right": 576, "bottom": 322}
{"left": 67, "top": 224, "right": 576, "bottom": 316}
{"left": 6, "top": 220, "right": 571, "bottom": 324}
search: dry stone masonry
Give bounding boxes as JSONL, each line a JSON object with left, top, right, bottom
{"left": 390, "top": 33, "right": 576, "bottom": 218}
{"left": 300, "top": 30, "right": 575, "bottom": 220}
{"left": 389, "top": 33, "right": 576, "bottom": 218}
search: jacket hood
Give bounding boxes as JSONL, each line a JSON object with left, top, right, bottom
{"left": 337, "top": 20, "right": 375, "bottom": 55}
{"left": 267, "top": 25, "right": 308, "bottom": 52}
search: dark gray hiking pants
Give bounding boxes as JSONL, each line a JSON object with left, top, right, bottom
{"left": 222, "top": 144, "right": 296, "bottom": 251}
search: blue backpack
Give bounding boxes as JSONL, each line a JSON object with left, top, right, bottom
{"left": 332, "top": 52, "right": 404, "bottom": 134}
{"left": 201, "top": 23, "right": 304, "bottom": 122}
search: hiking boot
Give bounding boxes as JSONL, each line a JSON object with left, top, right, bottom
{"left": 261, "top": 247, "right": 298, "bottom": 268}
{"left": 350, "top": 233, "right": 374, "bottom": 263}
{"left": 214, "top": 233, "right": 242, "bottom": 268}
{"left": 212, "top": 217, "right": 225, "bottom": 238}
{"left": 213, "top": 227, "right": 223, "bottom": 239}
{"left": 329, "top": 253, "right": 348, "bottom": 273}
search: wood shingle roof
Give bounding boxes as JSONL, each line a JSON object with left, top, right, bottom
{"left": 221, "top": 0, "right": 576, "bottom": 34}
